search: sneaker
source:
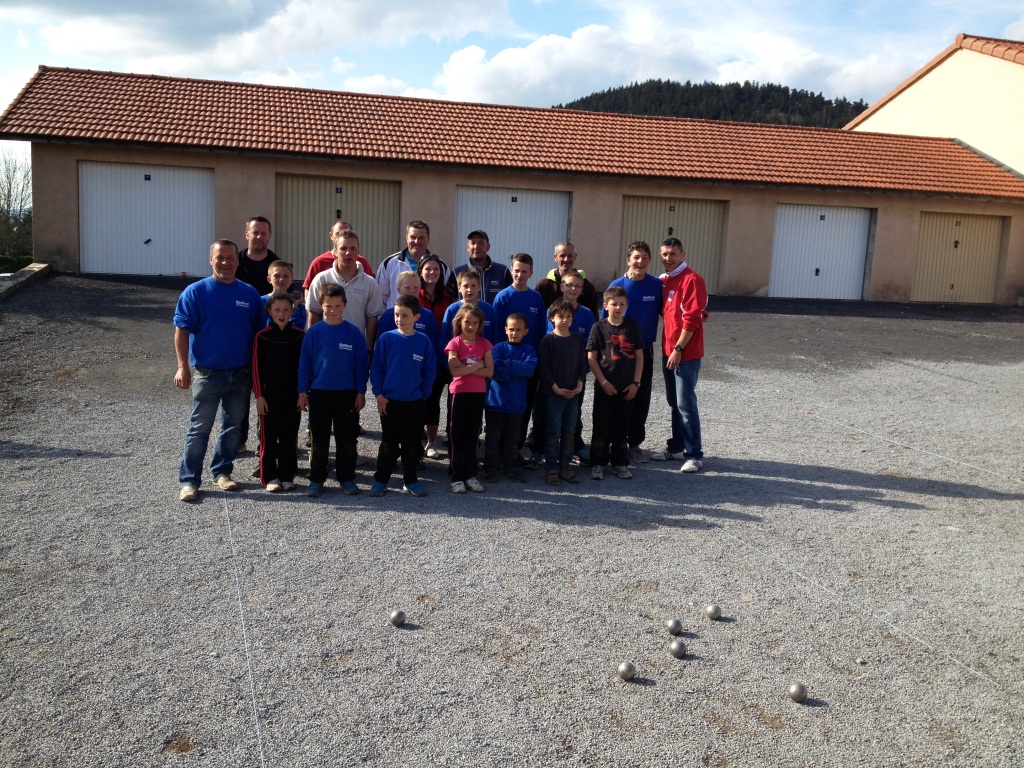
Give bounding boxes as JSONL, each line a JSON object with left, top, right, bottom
{"left": 368, "top": 482, "right": 387, "bottom": 497}
{"left": 680, "top": 458, "right": 703, "bottom": 474}
{"left": 505, "top": 469, "right": 525, "bottom": 483}
{"left": 590, "top": 465, "right": 604, "bottom": 480}
{"left": 560, "top": 469, "right": 581, "bottom": 484}
{"left": 266, "top": 479, "right": 283, "bottom": 493}
{"left": 526, "top": 452, "right": 543, "bottom": 470}
{"left": 179, "top": 485, "right": 198, "bottom": 502}
{"left": 650, "top": 449, "right": 686, "bottom": 462}
{"left": 465, "top": 477, "right": 485, "bottom": 493}
{"left": 214, "top": 475, "right": 239, "bottom": 491}
{"left": 425, "top": 444, "right": 441, "bottom": 459}
{"left": 403, "top": 482, "right": 428, "bottom": 497}
{"left": 484, "top": 470, "right": 500, "bottom": 484}
{"left": 613, "top": 465, "right": 633, "bottom": 480}
{"left": 629, "top": 446, "right": 649, "bottom": 464}
{"left": 281, "top": 481, "right": 296, "bottom": 491}
{"left": 545, "top": 470, "right": 561, "bottom": 486}
{"left": 450, "top": 481, "right": 467, "bottom": 494}
{"left": 306, "top": 481, "right": 324, "bottom": 497}
{"left": 341, "top": 481, "right": 361, "bottom": 495}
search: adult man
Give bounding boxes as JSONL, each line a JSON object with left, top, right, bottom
{"left": 607, "top": 240, "right": 664, "bottom": 463}
{"left": 307, "top": 230, "right": 385, "bottom": 350}
{"left": 453, "top": 230, "right": 512, "bottom": 304}
{"left": 650, "top": 238, "right": 707, "bottom": 473}
{"left": 302, "top": 220, "right": 375, "bottom": 299}
{"left": 377, "top": 220, "right": 456, "bottom": 308}
{"left": 174, "top": 240, "right": 264, "bottom": 501}
{"left": 535, "top": 241, "right": 599, "bottom": 315}
{"left": 236, "top": 216, "right": 278, "bottom": 292}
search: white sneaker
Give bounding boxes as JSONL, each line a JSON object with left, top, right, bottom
{"left": 450, "top": 481, "right": 467, "bottom": 494}
{"left": 465, "top": 477, "right": 485, "bottom": 492}
{"left": 613, "top": 465, "right": 633, "bottom": 480}
{"left": 650, "top": 449, "right": 686, "bottom": 462}
{"left": 680, "top": 458, "right": 703, "bottom": 473}
{"left": 266, "top": 479, "right": 283, "bottom": 493}
{"left": 426, "top": 444, "right": 441, "bottom": 459}
{"left": 629, "top": 446, "right": 649, "bottom": 463}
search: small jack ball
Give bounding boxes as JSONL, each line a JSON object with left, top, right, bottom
{"left": 665, "top": 618, "right": 683, "bottom": 636}
{"left": 389, "top": 610, "right": 406, "bottom": 627}
{"left": 618, "top": 662, "right": 636, "bottom": 681}
{"left": 705, "top": 603, "right": 722, "bottom": 621}
{"left": 669, "top": 639, "right": 687, "bottom": 658}
{"left": 788, "top": 683, "right": 808, "bottom": 703}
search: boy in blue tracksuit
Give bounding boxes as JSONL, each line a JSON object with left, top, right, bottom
{"left": 483, "top": 313, "right": 538, "bottom": 484}
{"left": 297, "top": 283, "right": 369, "bottom": 497}
{"left": 369, "top": 294, "right": 436, "bottom": 497}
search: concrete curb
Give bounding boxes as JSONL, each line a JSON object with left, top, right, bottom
{"left": 0, "top": 262, "right": 52, "bottom": 301}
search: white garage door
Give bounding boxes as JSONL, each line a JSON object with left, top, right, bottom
{"left": 79, "top": 162, "right": 214, "bottom": 276}
{"left": 453, "top": 186, "right": 571, "bottom": 270}
{"left": 769, "top": 204, "right": 873, "bottom": 300}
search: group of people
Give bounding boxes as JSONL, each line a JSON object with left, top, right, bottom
{"left": 173, "top": 217, "right": 707, "bottom": 501}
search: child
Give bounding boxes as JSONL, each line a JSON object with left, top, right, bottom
{"left": 587, "top": 286, "right": 644, "bottom": 480}
{"left": 483, "top": 313, "right": 537, "bottom": 483}
{"left": 297, "top": 284, "right": 369, "bottom": 497}
{"left": 445, "top": 304, "right": 494, "bottom": 493}
{"left": 252, "top": 291, "right": 304, "bottom": 492}
{"left": 263, "top": 260, "right": 307, "bottom": 330}
{"left": 370, "top": 294, "right": 436, "bottom": 497}
{"left": 376, "top": 270, "right": 438, "bottom": 342}
{"left": 492, "top": 253, "right": 547, "bottom": 451}
{"left": 537, "top": 298, "right": 587, "bottom": 486}
{"left": 418, "top": 254, "right": 457, "bottom": 459}
{"left": 441, "top": 268, "right": 498, "bottom": 346}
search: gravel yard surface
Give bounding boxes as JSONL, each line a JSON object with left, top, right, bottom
{"left": 1, "top": 275, "right": 1022, "bottom": 767}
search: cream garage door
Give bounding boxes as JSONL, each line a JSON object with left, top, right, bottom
{"left": 79, "top": 162, "right": 214, "bottom": 275}
{"left": 912, "top": 212, "right": 1003, "bottom": 303}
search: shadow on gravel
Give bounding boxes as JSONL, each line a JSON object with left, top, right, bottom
{"left": 710, "top": 296, "right": 1024, "bottom": 324}
{"left": 0, "top": 440, "right": 129, "bottom": 460}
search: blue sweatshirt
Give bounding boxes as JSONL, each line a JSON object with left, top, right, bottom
{"left": 545, "top": 304, "right": 596, "bottom": 341}
{"left": 298, "top": 320, "right": 369, "bottom": 394}
{"left": 262, "top": 292, "right": 308, "bottom": 331}
{"left": 370, "top": 330, "right": 435, "bottom": 401}
{"left": 606, "top": 274, "right": 664, "bottom": 347}
{"left": 486, "top": 341, "right": 538, "bottom": 414}
{"left": 174, "top": 277, "right": 263, "bottom": 370}
{"left": 441, "top": 299, "right": 498, "bottom": 348}
{"left": 376, "top": 304, "right": 438, "bottom": 346}
{"left": 492, "top": 286, "right": 547, "bottom": 351}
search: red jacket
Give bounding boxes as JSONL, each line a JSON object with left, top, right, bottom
{"left": 661, "top": 266, "right": 707, "bottom": 361}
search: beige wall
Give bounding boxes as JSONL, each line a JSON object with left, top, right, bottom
{"left": 852, "top": 50, "right": 1024, "bottom": 176}
{"left": 30, "top": 142, "right": 1024, "bottom": 304}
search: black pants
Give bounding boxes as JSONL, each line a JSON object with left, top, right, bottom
{"left": 258, "top": 392, "right": 300, "bottom": 484}
{"left": 308, "top": 389, "right": 358, "bottom": 484}
{"left": 627, "top": 346, "right": 654, "bottom": 448}
{"left": 484, "top": 410, "right": 523, "bottom": 471}
{"left": 447, "top": 391, "right": 485, "bottom": 482}
{"left": 590, "top": 387, "right": 634, "bottom": 468}
{"left": 375, "top": 399, "right": 425, "bottom": 486}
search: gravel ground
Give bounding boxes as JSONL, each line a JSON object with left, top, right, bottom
{"left": 1, "top": 275, "right": 1022, "bottom": 767}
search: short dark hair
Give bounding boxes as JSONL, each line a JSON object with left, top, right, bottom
{"left": 458, "top": 267, "right": 482, "bottom": 286}
{"left": 560, "top": 268, "right": 583, "bottom": 283}
{"left": 467, "top": 230, "right": 489, "bottom": 242}
{"left": 209, "top": 239, "right": 238, "bottom": 257}
{"left": 268, "top": 260, "right": 293, "bottom": 273}
{"left": 662, "top": 237, "right": 684, "bottom": 250}
{"left": 603, "top": 286, "right": 628, "bottom": 302}
{"left": 394, "top": 294, "right": 421, "bottom": 314}
{"left": 506, "top": 312, "right": 528, "bottom": 329}
{"left": 246, "top": 216, "right": 272, "bottom": 232}
{"left": 548, "top": 298, "right": 575, "bottom": 319}
{"left": 319, "top": 283, "right": 347, "bottom": 305}
{"left": 512, "top": 252, "right": 533, "bottom": 268}
{"left": 334, "top": 229, "right": 359, "bottom": 247}
{"left": 408, "top": 220, "right": 430, "bottom": 236}
{"left": 627, "top": 240, "right": 651, "bottom": 258}
{"left": 267, "top": 290, "right": 295, "bottom": 309}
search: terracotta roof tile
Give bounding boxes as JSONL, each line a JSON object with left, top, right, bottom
{"left": 3, "top": 65, "right": 1024, "bottom": 200}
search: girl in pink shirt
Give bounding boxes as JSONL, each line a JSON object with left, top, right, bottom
{"left": 445, "top": 304, "right": 494, "bottom": 493}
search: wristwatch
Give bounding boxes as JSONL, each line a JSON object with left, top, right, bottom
{"left": 673, "top": 344, "right": 684, "bottom": 353}
{"left": 632, "top": 380, "right": 641, "bottom": 387}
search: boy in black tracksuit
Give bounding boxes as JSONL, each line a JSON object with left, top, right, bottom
{"left": 252, "top": 291, "right": 305, "bottom": 491}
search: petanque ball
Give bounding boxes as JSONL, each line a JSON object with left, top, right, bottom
{"left": 389, "top": 610, "right": 406, "bottom": 627}
{"left": 706, "top": 603, "right": 722, "bottom": 620}
{"left": 788, "top": 683, "right": 808, "bottom": 703}
{"left": 665, "top": 618, "right": 683, "bottom": 636}
{"left": 617, "top": 662, "right": 636, "bottom": 681}
{"left": 669, "top": 639, "right": 687, "bottom": 658}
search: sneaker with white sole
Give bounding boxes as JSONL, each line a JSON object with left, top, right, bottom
{"left": 590, "top": 465, "right": 604, "bottom": 480}
{"left": 650, "top": 449, "right": 686, "bottom": 462}
{"left": 465, "top": 477, "right": 485, "bottom": 492}
{"left": 179, "top": 485, "right": 198, "bottom": 502}
{"left": 680, "top": 458, "right": 703, "bottom": 473}
{"left": 281, "top": 481, "right": 296, "bottom": 491}
{"left": 612, "top": 465, "right": 633, "bottom": 480}
{"left": 450, "top": 481, "right": 467, "bottom": 494}
{"left": 403, "top": 482, "right": 428, "bottom": 497}
{"left": 266, "top": 479, "right": 283, "bottom": 493}
{"left": 629, "top": 446, "right": 649, "bottom": 464}
{"left": 214, "top": 475, "right": 239, "bottom": 491}
{"left": 425, "top": 444, "right": 441, "bottom": 459}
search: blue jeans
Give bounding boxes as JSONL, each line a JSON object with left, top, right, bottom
{"left": 179, "top": 366, "right": 252, "bottom": 487}
{"left": 662, "top": 357, "right": 703, "bottom": 460}
{"left": 543, "top": 391, "right": 581, "bottom": 470}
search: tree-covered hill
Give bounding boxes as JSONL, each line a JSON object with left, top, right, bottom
{"left": 555, "top": 79, "right": 869, "bottom": 128}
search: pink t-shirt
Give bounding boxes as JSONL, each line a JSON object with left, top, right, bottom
{"left": 445, "top": 336, "right": 493, "bottom": 394}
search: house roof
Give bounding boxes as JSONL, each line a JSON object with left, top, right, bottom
{"left": 4, "top": 65, "right": 1024, "bottom": 201}
{"left": 846, "top": 33, "right": 1024, "bottom": 130}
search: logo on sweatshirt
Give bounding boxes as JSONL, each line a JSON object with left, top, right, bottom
{"left": 236, "top": 300, "right": 250, "bottom": 308}
{"left": 643, "top": 295, "right": 656, "bottom": 302}
{"left": 339, "top": 343, "right": 353, "bottom": 351}
{"left": 413, "top": 353, "right": 424, "bottom": 362}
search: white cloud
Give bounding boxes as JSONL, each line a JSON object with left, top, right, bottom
{"left": 343, "top": 74, "right": 410, "bottom": 96}
{"left": 331, "top": 56, "right": 355, "bottom": 75}
{"left": 1003, "top": 14, "right": 1024, "bottom": 40}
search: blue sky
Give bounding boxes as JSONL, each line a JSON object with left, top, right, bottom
{"left": 2, "top": 0, "right": 1023, "bottom": 158}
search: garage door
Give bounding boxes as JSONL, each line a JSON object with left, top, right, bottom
{"left": 911, "top": 212, "right": 1003, "bottom": 303}
{"left": 275, "top": 175, "right": 401, "bottom": 277}
{"left": 620, "top": 196, "right": 725, "bottom": 293}
{"left": 79, "top": 162, "right": 214, "bottom": 275}
{"left": 452, "top": 186, "right": 571, "bottom": 270}
{"left": 769, "top": 204, "right": 873, "bottom": 300}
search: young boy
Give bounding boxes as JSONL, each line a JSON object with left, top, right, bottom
{"left": 606, "top": 241, "right": 663, "bottom": 463}
{"left": 263, "top": 259, "right": 307, "bottom": 330}
{"left": 376, "top": 270, "right": 438, "bottom": 342}
{"left": 587, "top": 286, "right": 644, "bottom": 480}
{"left": 492, "top": 253, "right": 547, "bottom": 451}
{"left": 369, "top": 294, "right": 436, "bottom": 497}
{"left": 441, "top": 268, "right": 498, "bottom": 346}
{"left": 252, "top": 291, "right": 305, "bottom": 492}
{"left": 537, "top": 298, "right": 587, "bottom": 486}
{"left": 297, "top": 284, "right": 369, "bottom": 497}
{"left": 483, "top": 313, "right": 537, "bottom": 483}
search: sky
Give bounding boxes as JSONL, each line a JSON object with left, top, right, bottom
{"left": 1, "top": 0, "right": 1023, "bottom": 160}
